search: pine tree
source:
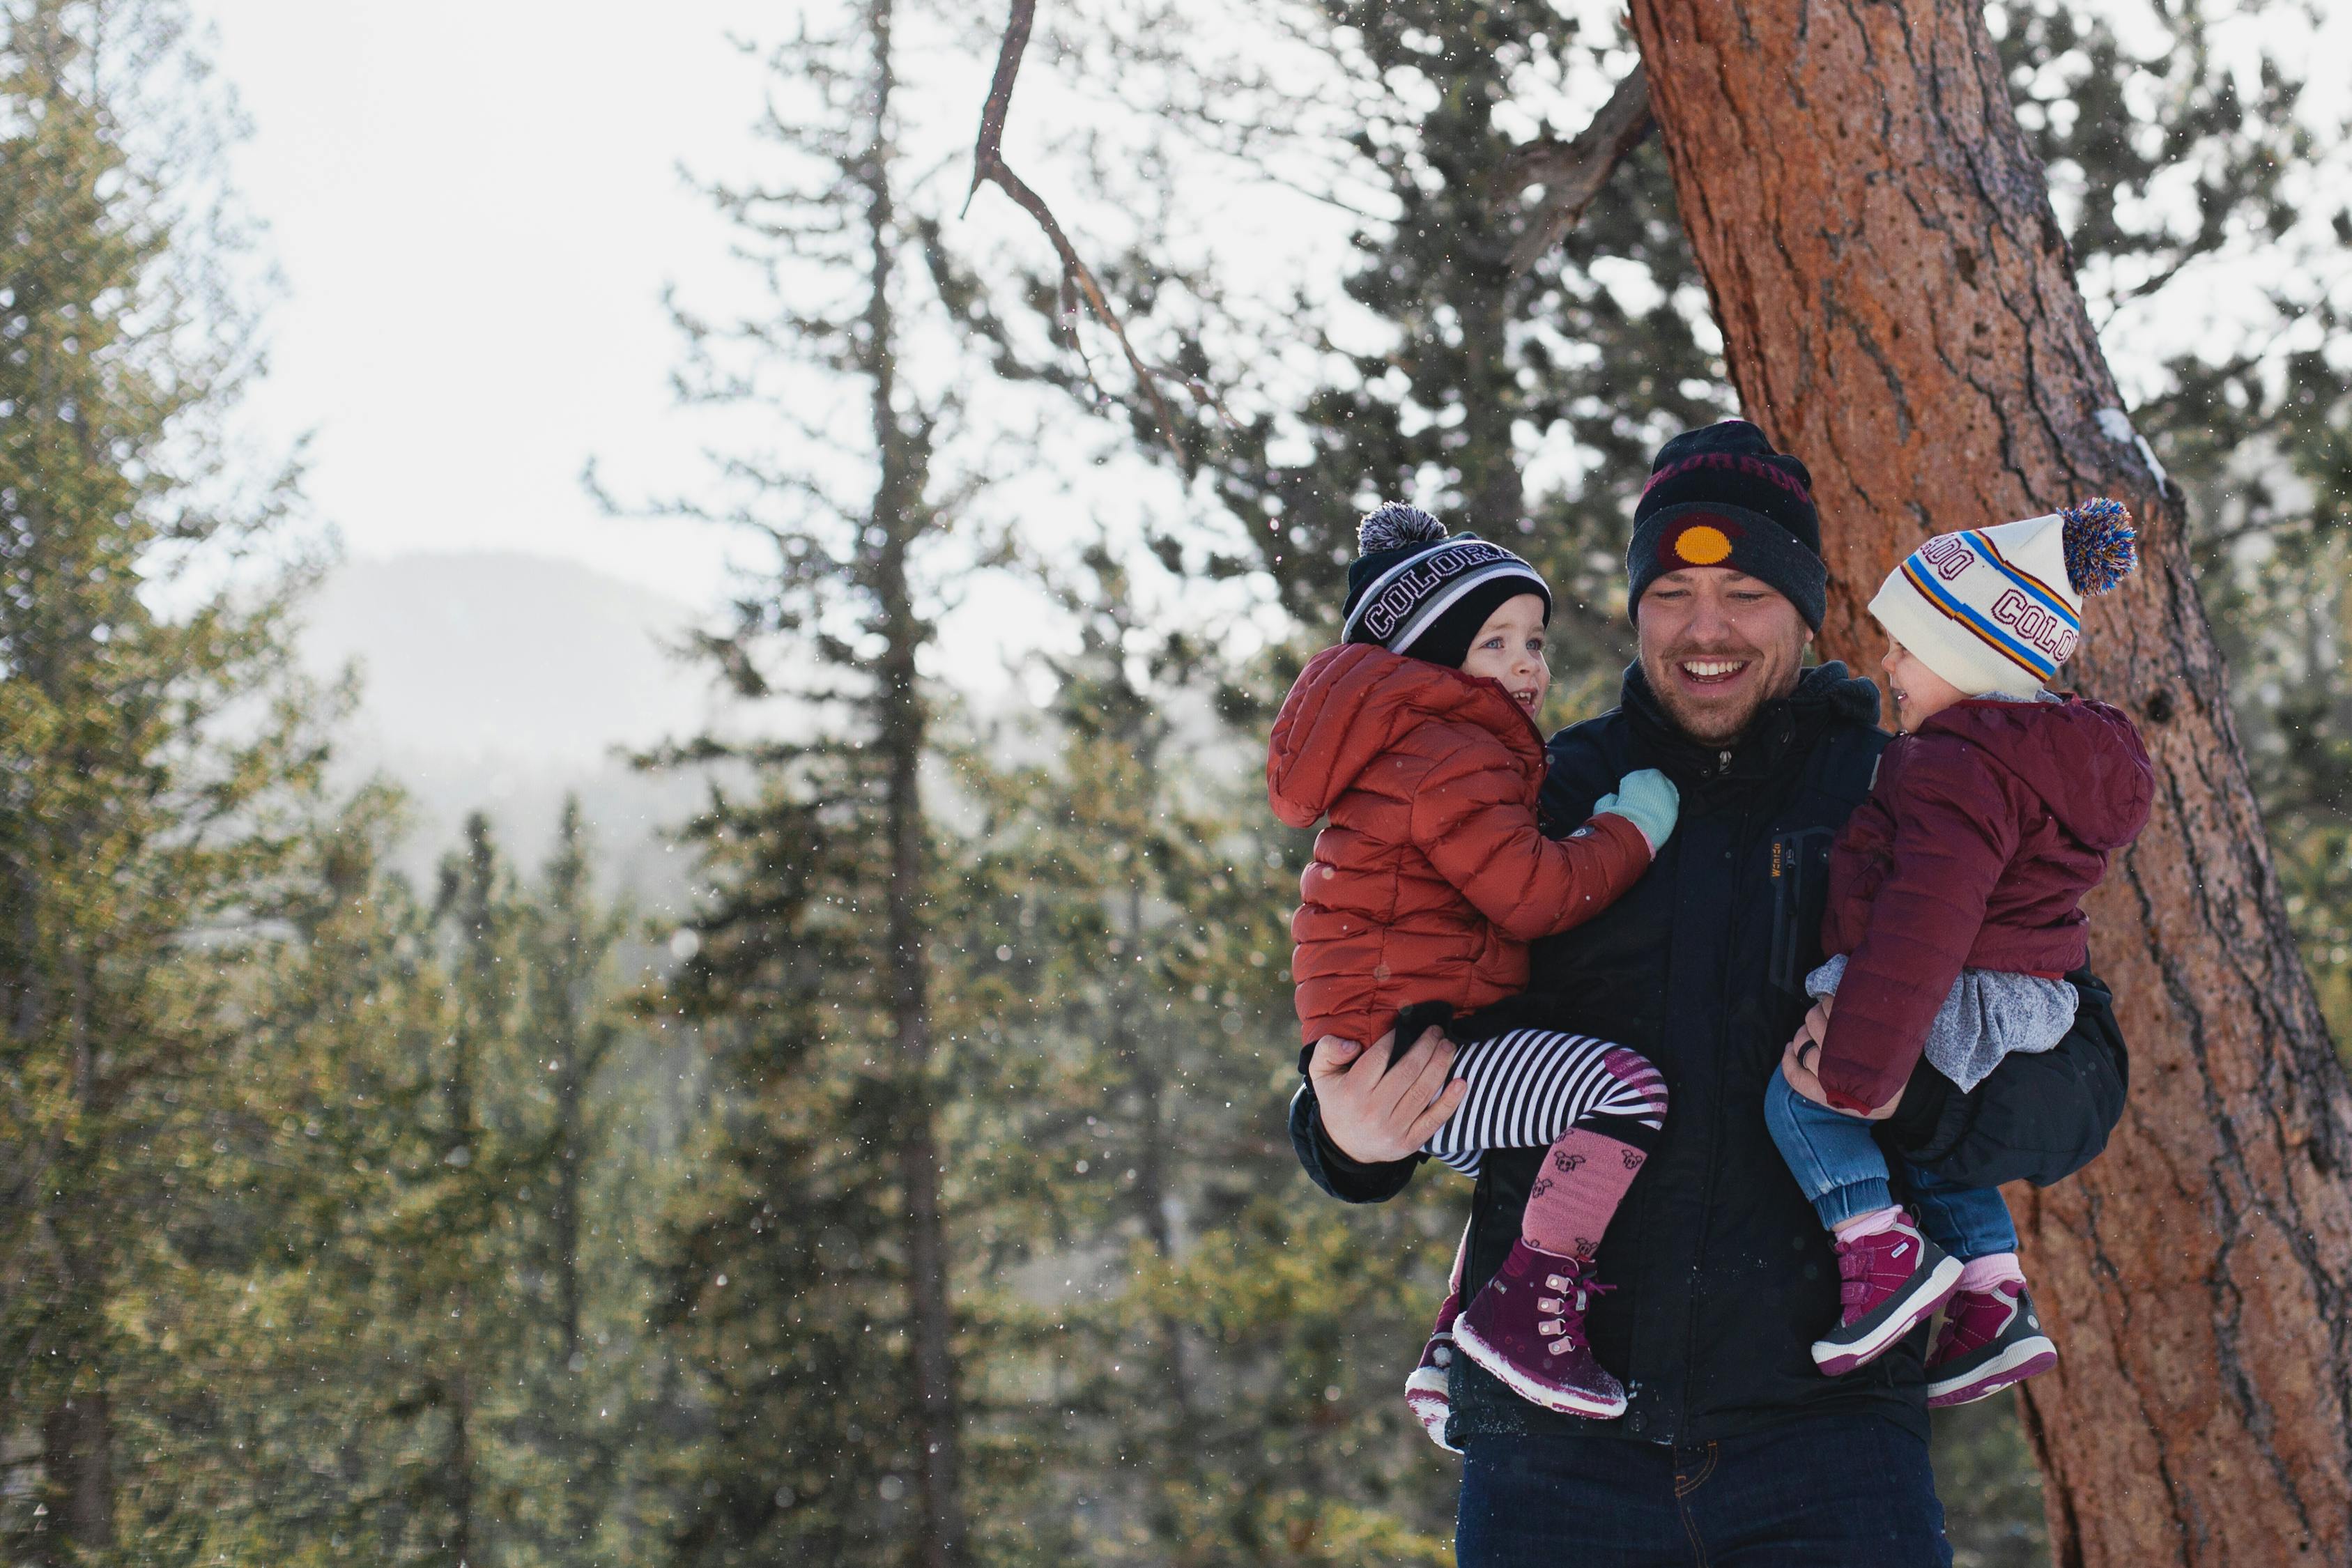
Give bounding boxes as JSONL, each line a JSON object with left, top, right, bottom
{"left": 939, "top": 546, "right": 1461, "bottom": 1558}
{"left": 0, "top": 1, "right": 325, "bottom": 1553}
{"left": 647, "top": 776, "right": 922, "bottom": 1562}
{"left": 529, "top": 799, "right": 624, "bottom": 1380}
{"left": 509, "top": 797, "right": 643, "bottom": 1558}
{"left": 639, "top": 0, "right": 997, "bottom": 1559}
{"left": 157, "top": 798, "right": 670, "bottom": 1565}
{"left": 167, "top": 791, "right": 472, "bottom": 1562}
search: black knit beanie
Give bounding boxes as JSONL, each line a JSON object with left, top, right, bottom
{"left": 1342, "top": 502, "right": 1552, "bottom": 668}
{"left": 1627, "top": 420, "right": 1827, "bottom": 629}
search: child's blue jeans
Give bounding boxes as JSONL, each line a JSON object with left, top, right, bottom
{"left": 1764, "top": 1071, "right": 2017, "bottom": 1259}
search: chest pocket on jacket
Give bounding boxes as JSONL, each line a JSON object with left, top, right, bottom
{"left": 1767, "top": 827, "right": 1836, "bottom": 995}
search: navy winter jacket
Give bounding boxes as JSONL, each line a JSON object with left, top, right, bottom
{"left": 1289, "top": 661, "right": 2129, "bottom": 1447}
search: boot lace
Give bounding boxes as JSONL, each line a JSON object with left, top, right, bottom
{"left": 1534, "top": 1265, "right": 1614, "bottom": 1356}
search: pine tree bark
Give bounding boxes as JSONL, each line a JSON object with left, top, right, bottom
{"left": 1624, "top": 3, "right": 2352, "bottom": 1560}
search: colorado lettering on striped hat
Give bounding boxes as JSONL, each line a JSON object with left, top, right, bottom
{"left": 1347, "top": 538, "right": 1533, "bottom": 650}
{"left": 1869, "top": 501, "right": 2135, "bottom": 698}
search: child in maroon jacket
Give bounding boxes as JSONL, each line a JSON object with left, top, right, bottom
{"left": 1270, "top": 502, "right": 1677, "bottom": 1437}
{"left": 1767, "top": 499, "right": 2153, "bottom": 1408}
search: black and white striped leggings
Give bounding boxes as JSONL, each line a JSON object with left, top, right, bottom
{"left": 1421, "top": 1027, "right": 1669, "bottom": 1176}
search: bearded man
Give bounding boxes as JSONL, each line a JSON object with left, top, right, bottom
{"left": 1291, "top": 421, "right": 2126, "bottom": 1567}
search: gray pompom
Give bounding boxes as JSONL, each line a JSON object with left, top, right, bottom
{"left": 1358, "top": 502, "right": 1447, "bottom": 555}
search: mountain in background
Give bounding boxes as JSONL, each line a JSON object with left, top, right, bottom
{"left": 298, "top": 551, "right": 725, "bottom": 907}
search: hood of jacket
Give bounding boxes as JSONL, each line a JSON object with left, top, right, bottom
{"left": 1267, "top": 642, "right": 1540, "bottom": 827}
{"left": 1914, "top": 695, "right": 2153, "bottom": 852}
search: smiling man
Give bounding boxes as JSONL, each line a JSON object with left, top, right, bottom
{"left": 1291, "top": 422, "right": 2129, "bottom": 1565}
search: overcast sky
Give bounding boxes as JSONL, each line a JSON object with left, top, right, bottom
{"left": 194, "top": 0, "right": 780, "bottom": 608}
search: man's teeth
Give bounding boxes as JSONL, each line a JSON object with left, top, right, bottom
{"left": 1682, "top": 659, "right": 1747, "bottom": 678}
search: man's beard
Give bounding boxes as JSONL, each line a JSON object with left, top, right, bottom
{"left": 1644, "top": 640, "right": 1792, "bottom": 746}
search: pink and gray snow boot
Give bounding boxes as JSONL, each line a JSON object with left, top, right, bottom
{"left": 1452, "top": 1239, "right": 1627, "bottom": 1419}
{"left": 1404, "top": 1289, "right": 1463, "bottom": 1452}
{"left": 1405, "top": 1224, "right": 1471, "bottom": 1452}
{"left": 1811, "top": 1209, "right": 1964, "bottom": 1376}
{"left": 1926, "top": 1281, "right": 2057, "bottom": 1407}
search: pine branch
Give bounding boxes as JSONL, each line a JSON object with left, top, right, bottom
{"left": 1494, "top": 65, "right": 1656, "bottom": 276}
{"left": 963, "top": 0, "right": 1185, "bottom": 454}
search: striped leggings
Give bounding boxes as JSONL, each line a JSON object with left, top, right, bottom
{"left": 1422, "top": 1027, "right": 1669, "bottom": 1175}
{"left": 1420, "top": 1025, "right": 1669, "bottom": 1262}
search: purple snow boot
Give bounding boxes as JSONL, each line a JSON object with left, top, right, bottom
{"left": 1926, "top": 1281, "right": 2057, "bottom": 1407}
{"left": 1404, "top": 1289, "right": 1463, "bottom": 1452}
{"left": 1452, "top": 1240, "right": 1627, "bottom": 1419}
{"left": 1811, "top": 1209, "right": 1964, "bottom": 1376}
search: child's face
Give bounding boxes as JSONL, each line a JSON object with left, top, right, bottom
{"left": 1459, "top": 593, "right": 1551, "bottom": 718}
{"left": 1879, "top": 637, "right": 1969, "bottom": 732}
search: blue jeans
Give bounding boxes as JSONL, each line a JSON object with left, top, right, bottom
{"left": 1458, "top": 1413, "right": 1951, "bottom": 1566}
{"left": 1763, "top": 1073, "right": 2017, "bottom": 1259}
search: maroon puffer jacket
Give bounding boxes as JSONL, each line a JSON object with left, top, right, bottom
{"left": 1268, "top": 643, "right": 1652, "bottom": 1047}
{"left": 1815, "top": 695, "right": 2153, "bottom": 1112}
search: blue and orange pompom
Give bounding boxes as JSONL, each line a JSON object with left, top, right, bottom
{"left": 2059, "top": 498, "right": 2137, "bottom": 597}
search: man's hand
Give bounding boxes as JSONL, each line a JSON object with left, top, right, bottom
{"left": 1309, "top": 1026, "right": 1468, "bottom": 1165}
{"left": 1781, "top": 998, "right": 1903, "bottom": 1121}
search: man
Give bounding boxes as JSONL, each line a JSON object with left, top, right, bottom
{"left": 1289, "top": 422, "right": 2127, "bottom": 1565}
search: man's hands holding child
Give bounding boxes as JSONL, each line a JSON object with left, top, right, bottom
{"left": 1309, "top": 1026, "right": 1468, "bottom": 1165}
{"left": 1594, "top": 767, "right": 1680, "bottom": 854}
{"left": 1779, "top": 993, "right": 1904, "bottom": 1120}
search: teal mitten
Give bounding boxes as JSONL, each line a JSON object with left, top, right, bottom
{"left": 1590, "top": 767, "right": 1680, "bottom": 853}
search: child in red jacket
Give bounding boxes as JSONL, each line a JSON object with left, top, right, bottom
{"left": 1767, "top": 499, "right": 2152, "bottom": 1408}
{"left": 1269, "top": 503, "right": 1677, "bottom": 1438}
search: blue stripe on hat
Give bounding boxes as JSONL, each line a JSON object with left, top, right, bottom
{"left": 1960, "top": 530, "right": 2079, "bottom": 630}
{"left": 1898, "top": 558, "right": 2057, "bottom": 680}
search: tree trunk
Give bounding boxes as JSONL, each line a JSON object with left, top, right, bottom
{"left": 863, "top": 1, "right": 966, "bottom": 1556}
{"left": 549, "top": 960, "right": 585, "bottom": 1373}
{"left": 1627, "top": 2, "right": 2352, "bottom": 1560}
{"left": 447, "top": 1361, "right": 476, "bottom": 1566}
{"left": 879, "top": 622, "right": 965, "bottom": 1568}
{"left": 36, "top": 971, "right": 115, "bottom": 1558}
{"left": 555, "top": 1061, "right": 583, "bottom": 1369}
{"left": 1119, "top": 882, "right": 1195, "bottom": 1413}
{"left": 39, "top": 1386, "right": 113, "bottom": 1556}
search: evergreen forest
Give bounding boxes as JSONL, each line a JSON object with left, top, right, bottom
{"left": 1, "top": 0, "right": 2346, "bottom": 1563}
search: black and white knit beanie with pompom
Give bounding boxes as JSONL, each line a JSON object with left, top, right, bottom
{"left": 1341, "top": 502, "right": 1553, "bottom": 669}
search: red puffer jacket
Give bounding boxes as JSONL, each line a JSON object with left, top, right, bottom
{"left": 1815, "top": 695, "right": 2153, "bottom": 1112}
{"left": 1268, "top": 643, "right": 1652, "bottom": 1047}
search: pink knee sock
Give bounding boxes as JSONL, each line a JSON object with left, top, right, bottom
{"left": 1831, "top": 1205, "right": 1905, "bottom": 1240}
{"left": 1523, "top": 1127, "right": 1651, "bottom": 1260}
{"left": 1957, "top": 1252, "right": 2026, "bottom": 1293}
